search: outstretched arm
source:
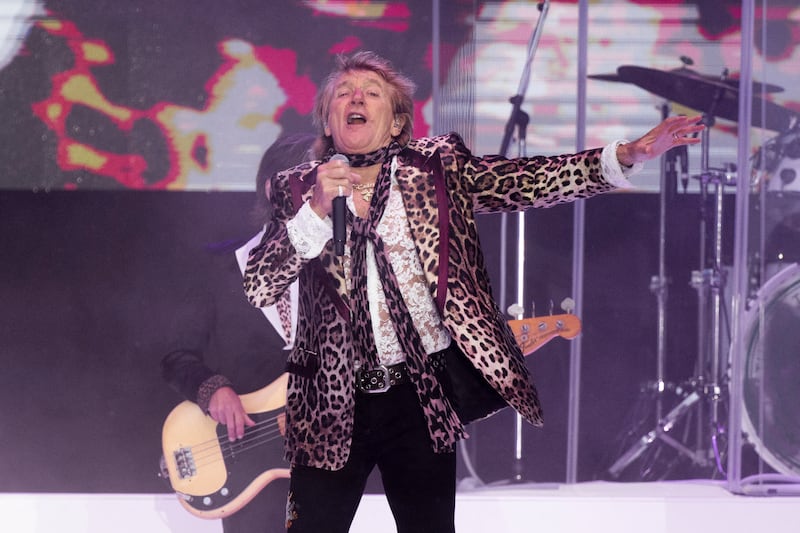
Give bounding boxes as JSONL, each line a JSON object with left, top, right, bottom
{"left": 616, "top": 115, "right": 704, "bottom": 167}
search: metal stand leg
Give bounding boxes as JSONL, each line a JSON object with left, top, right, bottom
{"left": 607, "top": 116, "right": 733, "bottom": 480}
{"left": 607, "top": 103, "right": 682, "bottom": 478}
{"left": 652, "top": 102, "right": 676, "bottom": 422}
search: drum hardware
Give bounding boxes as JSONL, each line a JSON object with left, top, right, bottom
{"left": 778, "top": 168, "right": 796, "bottom": 190}
{"left": 597, "top": 62, "right": 751, "bottom": 479}
{"left": 608, "top": 160, "right": 736, "bottom": 480}
{"left": 766, "top": 128, "right": 799, "bottom": 194}
{"left": 588, "top": 55, "right": 786, "bottom": 96}
{"left": 748, "top": 123, "right": 800, "bottom": 301}
{"left": 751, "top": 125, "right": 800, "bottom": 193}
{"left": 594, "top": 62, "right": 800, "bottom": 481}
{"left": 647, "top": 101, "right": 675, "bottom": 426}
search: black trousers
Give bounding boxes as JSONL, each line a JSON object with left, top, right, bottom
{"left": 286, "top": 381, "right": 457, "bottom": 533}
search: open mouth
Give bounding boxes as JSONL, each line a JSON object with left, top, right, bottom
{"left": 347, "top": 113, "right": 366, "bottom": 125}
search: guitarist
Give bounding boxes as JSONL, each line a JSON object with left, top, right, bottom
{"left": 161, "top": 133, "right": 315, "bottom": 533}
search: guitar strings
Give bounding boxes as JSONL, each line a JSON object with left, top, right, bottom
{"left": 187, "top": 415, "right": 281, "bottom": 453}
{"left": 195, "top": 416, "right": 283, "bottom": 457}
{"left": 184, "top": 413, "right": 286, "bottom": 471}
{"left": 218, "top": 423, "right": 284, "bottom": 461}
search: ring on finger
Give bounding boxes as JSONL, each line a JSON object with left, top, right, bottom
{"left": 338, "top": 185, "right": 344, "bottom": 196}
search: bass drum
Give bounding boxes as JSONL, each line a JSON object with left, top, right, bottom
{"left": 742, "top": 263, "right": 800, "bottom": 476}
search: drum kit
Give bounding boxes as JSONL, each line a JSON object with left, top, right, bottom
{"left": 589, "top": 61, "right": 800, "bottom": 481}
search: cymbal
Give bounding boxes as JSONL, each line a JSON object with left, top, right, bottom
{"left": 588, "top": 68, "right": 784, "bottom": 94}
{"left": 719, "top": 77, "right": 784, "bottom": 94}
{"left": 589, "top": 65, "right": 795, "bottom": 132}
{"left": 587, "top": 73, "right": 627, "bottom": 83}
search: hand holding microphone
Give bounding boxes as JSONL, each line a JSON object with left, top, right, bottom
{"left": 329, "top": 154, "right": 349, "bottom": 256}
{"left": 307, "top": 153, "right": 352, "bottom": 256}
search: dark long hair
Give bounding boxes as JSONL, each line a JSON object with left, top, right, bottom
{"left": 252, "top": 132, "right": 316, "bottom": 226}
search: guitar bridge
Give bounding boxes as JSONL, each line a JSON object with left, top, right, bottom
{"left": 174, "top": 447, "right": 197, "bottom": 479}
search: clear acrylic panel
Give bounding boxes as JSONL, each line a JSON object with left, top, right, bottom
{"left": 581, "top": 0, "right": 799, "bottom": 490}
{"left": 732, "top": 0, "right": 800, "bottom": 495}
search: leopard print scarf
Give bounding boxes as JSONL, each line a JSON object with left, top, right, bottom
{"left": 348, "top": 140, "right": 465, "bottom": 449}
{"left": 348, "top": 141, "right": 402, "bottom": 368}
{"left": 324, "top": 145, "right": 391, "bottom": 167}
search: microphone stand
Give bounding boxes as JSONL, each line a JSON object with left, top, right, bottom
{"left": 495, "top": 0, "right": 549, "bottom": 485}
{"left": 498, "top": 1, "right": 549, "bottom": 158}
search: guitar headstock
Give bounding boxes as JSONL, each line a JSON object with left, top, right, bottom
{"left": 508, "top": 314, "right": 582, "bottom": 356}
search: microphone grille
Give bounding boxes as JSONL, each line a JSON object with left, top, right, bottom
{"left": 330, "top": 153, "right": 349, "bottom": 164}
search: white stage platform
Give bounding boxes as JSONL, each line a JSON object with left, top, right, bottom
{"left": 2, "top": 481, "right": 799, "bottom": 533}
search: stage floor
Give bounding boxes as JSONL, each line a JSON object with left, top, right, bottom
{"left": 6, "top": 481, "right": 800, "bottom": 533}
{"left": 2, "top": 480, "right": 799, "bottom": 532}
{"left": 359, "top": 480, "right": 800, "bottom": 533}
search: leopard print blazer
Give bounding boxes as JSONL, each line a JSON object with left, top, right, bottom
{"left": 244, "top": 132, "right": 619, "bottom": 471}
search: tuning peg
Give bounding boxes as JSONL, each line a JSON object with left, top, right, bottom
{"left": 561, "top": 297, "right": 575, "bottom": 314}
{"left": 507, "top": 303, "right": 524, "bottom": 318}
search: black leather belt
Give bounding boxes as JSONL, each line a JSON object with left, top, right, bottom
{"left": 355, "top": 347, "right": 451, "bottom": 394}
{"left": 356, "top": 362, "right": 409, "bottom": 393}
{"left": 429, "top": 348, "right": 447, "bottom": 373}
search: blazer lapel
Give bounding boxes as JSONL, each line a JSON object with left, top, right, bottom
{"left": 396, "top": 149, "right": 450, "bottom": 315}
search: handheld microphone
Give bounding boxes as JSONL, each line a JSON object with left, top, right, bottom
{"left": 330, "top": 153, "right": 349, "bottom": 256}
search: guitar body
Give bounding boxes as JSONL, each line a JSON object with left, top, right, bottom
{"left": 161, "top": 373, "right": 290, "bottom": 519}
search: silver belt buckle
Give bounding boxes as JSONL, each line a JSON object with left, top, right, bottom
{"left": 358, "top": 364, "right": 391, "bottom": 394}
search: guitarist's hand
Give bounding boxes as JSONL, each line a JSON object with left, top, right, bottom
{"left": 207, "top": 386, "right": 256, "bottom": 442}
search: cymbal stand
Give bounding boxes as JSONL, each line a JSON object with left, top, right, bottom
{"left": 604, "top": 103, "right": 679, "bottom": 478}
{"left": 608, "top": 111, "right": 732, "bottom": 479}
{"left": 606, "top": 102, "right": 700, "bottom": 478}
{"left": 690, "top": 148, "right": 734, "bottom": 476}
{"left": 652, "top": 102, "right": 676, "bottom": 423}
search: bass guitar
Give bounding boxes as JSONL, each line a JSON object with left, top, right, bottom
{"left": 159, "top": 373, "right": 289, "bottom": 519}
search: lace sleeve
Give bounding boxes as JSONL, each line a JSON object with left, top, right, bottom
{"left": 602, "top": 140, "right": 643, "bottom": 189}
{"left": 286, "top": 201, "right": 333, "bottom": 259}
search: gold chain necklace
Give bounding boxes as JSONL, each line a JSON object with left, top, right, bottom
{"left": 352, "top": 182, "right": 376, "bottom": 202}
